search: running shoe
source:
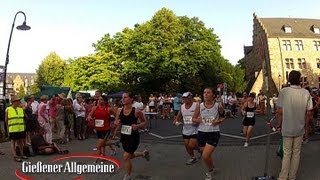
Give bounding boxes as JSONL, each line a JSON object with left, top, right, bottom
{"left": 186, "top": 158, "right": 197, "bottom": 165}
{"left": 123, "top": 174, "right": 132, "bottom": 180}
{"left": 244, "top": 142, "right": 249, "bottom": 147}
{"left": 205, "top": 171, "right": 213, "bottom": 180}
{"left": 143, "top": 150, "right": 150, "bottom": 161}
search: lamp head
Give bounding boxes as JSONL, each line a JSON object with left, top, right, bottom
{"left": 16, "top": 21, "right": 31, "bottom": 31}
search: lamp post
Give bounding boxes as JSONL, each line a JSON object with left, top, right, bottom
{"left": 278, "top": 74, "right": 281, "bottom": 92}
{"left": 2, "top": 11, "right": 30, "bottom": 136}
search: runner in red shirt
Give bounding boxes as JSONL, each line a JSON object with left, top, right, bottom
{"left": 88, "top": 95, "right": 115, "bottom": 156}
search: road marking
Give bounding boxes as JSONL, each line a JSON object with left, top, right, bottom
{"left": 149, "top": 132, "right": 278, "bottom": 140}
{"left": 220, "top": 133, "right": 246, "bottom": 140}
{"left": 250, "top": 131, "right": 278, "bottom": 140}
{"left": 149, "top": 132, "right": 164, "bottom": 139}
{"left": 163, "top": 135, "right": 182, "bottom": 139}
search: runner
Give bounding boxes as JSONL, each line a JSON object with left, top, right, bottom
{"left": 241, "top": 93, "right": 257, "bottom": 147}
{"left": 115, "top": 91, "right": 150, "bottom": 180}
{"left": 192, "top": 87, "right": 225, "bottom": 180}
{"left": 88, "top": 95, "right": 116, "bottom": 157}
{"left": 173, "top": 92, "right": 199, "bottom": 165}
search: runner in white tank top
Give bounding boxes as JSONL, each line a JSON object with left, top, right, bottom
{"left": 192, "top": 87, "right": 225, "bottom": 180}
{"left": 173, "top": 92, "right": 199, "bottom": 165}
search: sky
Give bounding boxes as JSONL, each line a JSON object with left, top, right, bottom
{"left": 1, "top": 0, "right": 320, "bottom": 73}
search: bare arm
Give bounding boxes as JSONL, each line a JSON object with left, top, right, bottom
{"left": 173, "top": 107, "right": 182, "bottom": 124}
{"left": 132, "top": 110, "right": 146, "bottom": 130}
{"left": 192, "top": 103, "right": 201, "bottom": 124}
{"left": 276, "top": 107, "right": 283, "bottom": 131}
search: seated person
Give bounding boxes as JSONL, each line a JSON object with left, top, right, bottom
{"left": 31, "top": 128, "right": 69, "bottom": 155}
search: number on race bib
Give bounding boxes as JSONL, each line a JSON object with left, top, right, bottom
{"left": 202, "top": 116, "right": 215, "bottom": 125}
{"left": 95, "top": 119, "right": 104, "bottom": 127}
{"left": 183, "top": 116, "right": 193, "bottom": 124}
{"left": 246, "top": 112, "right": 254, "bottom": 118}
{"left": 121, "top": 125, "right": 132, "bottom": 135}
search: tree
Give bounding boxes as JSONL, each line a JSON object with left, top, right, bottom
{"left": 67, "top": 53, "right": 122, "bottom": 93}
{"left": 17, "top": 85, "right": 26, "bottom": 99}
{"left": 93, "top": 8, "right": 230, "bottom": 94}
{"left": 36, "top": 52, "right": 66, "bottom": 88}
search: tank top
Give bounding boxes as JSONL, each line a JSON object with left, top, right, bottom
{"left": 119, "top": 107, "right": 139, "bottom": 136}
{"left": 198, "top": 102, "right": 220, "bottom": 132}
{"left": 181, "top": 102, "right": 198, "bottom": 135}
{"left": 244, "top": 102, "right": 256, "bottom": 120}
{"left": 93, "top": 106, "right": 110, "bottom": 131}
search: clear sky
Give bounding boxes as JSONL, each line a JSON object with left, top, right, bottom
{"left": 1, "top": 0, "right": 320, "bottom": 73}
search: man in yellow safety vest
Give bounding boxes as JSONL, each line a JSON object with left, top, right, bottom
{"left": 5, "top": 96, "right": 28, "bottom": 162}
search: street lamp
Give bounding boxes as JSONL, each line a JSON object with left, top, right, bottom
{"left": 278, "top": 74, "right": 281, "bottom": 92}
{"left": 2, "top": 11, "right": 30, "bottom": 136}
{"left": 3, "top": 11, "right": 30, "bottom": 100}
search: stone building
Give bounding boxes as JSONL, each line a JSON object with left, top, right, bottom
{"left": 244, "top": 13, "right": 320, "bottom": 95}
{"left": 0, "top": 72, "right": 37, "bottom": 98}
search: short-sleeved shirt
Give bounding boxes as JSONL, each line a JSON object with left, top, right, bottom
{"left": 277, "top": 85, "right": 313, "bottom": 137}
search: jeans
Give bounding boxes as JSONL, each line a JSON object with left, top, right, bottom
{"left": 76, "top": 116, "right": 85, "bottom": 138}
{"left": 278, "top": 135, "right": 303, "bottom": 180}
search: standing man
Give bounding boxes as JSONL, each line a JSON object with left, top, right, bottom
{"left": 277, "top": 70, "right": 313, "bottom": 180}
{"left": 6, "top": 96, "right": 28, "bottom": 162}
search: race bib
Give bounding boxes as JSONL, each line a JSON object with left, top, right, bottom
{"left": 202, "top": 116, "right": 215, "bottom": 125}
{"left": 121, "top": 125, "right": 132, "bottom": 135}
{"left": 183, "top": 116, "right": 193, "bottom": 124}
{"left": 246, "top": 112, "right": 255, "bottom": 118}
{"left": 95, "top": 119, "right": 104, "bottom": 127}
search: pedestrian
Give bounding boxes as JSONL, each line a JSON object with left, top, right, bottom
{"left": 277, "top": 70, "right": 313, "bottom": 180}
{"left": 192, "top": 87, "right": 225, "bottom": 180}
{"left": 115, "top": 91, "right": 150, "bottom": 180}
{"left": 173, "top": 92, "right": 199, "bottom": 165}
{"left": 6, "top": 96, "right": 28, "bottom": 162}
{"left": 24, "top": 96, "right": 40, "bottom": 145}
{"left": 241, "top": 92, "right": 256, "bottom": 147}
{"left": 73, "top": 93, "right": 86, "bottom": 140}
{"left": 38, "top": 95, "right": 52, "bottom": 144}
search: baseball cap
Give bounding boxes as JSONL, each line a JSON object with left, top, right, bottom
{"left": 182, "top": 92, "right": 193, "bottom": 98}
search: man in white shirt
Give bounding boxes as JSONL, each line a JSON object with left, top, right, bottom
{"left": 133, "top": 95, "right": 144, "bottom": 111}
{"left": 277, "top": 70, "right": 313, "bottom": 180}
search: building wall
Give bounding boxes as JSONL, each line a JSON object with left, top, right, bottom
{"left": 268, "top": 37, "right": 320, "bottom": 89}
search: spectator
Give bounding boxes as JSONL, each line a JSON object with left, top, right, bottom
{"left": 277, "top": 70, "right": 313, "bottom": 180}
{"left": 31, "top": 127, "right": 68, "bottom": 155}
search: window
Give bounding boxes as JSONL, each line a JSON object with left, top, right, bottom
{"left": 317, "top": 58, "right": 320, "bottom": 69}
{"left": 312, "top": 25, "right": 320, "bottom": 34}
{"left": 298, "top": 58, "right": 306, "bottom": 69}
{"left": 283, "top": 25, "right": 292, "bottom": 33}
{"left": 285, "top": 58, "right": 294, "bottom": 69}
{"left": 295, "top": 40, "right": 304, "bottom": 51}
{"left": 286, "top": 71, "right": 289, "bottom": 82}
{"left": 282, "top": 40, "right": 292, "bottom": 51}
{"left": 314, "top": 41, "right": 320, "bottom": 51}
{"left": 301, "top": 77, "right": 308, "bottom": 86}
{"left": 318, "top": 77, "right": 320, "bottom": 88}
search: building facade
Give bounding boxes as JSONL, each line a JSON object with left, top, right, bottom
{"left": 244, "top": 13, "right": 320, "bottom": 95}
{"left": 0, "top": 72, "right": 37, "bottom": 98}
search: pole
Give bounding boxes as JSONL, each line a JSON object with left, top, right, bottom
{"left": 2, "top": 11, "right": 29, "bottom": 137}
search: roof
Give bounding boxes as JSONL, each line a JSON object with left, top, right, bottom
{"left": 259, "top": 18, "right": 320, "bottom": 38}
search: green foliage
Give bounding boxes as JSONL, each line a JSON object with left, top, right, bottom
{"left": 29, "top": 84, "right": 40, "bottom": 94}
{"left": 17, "top": 85, "right": 26, "bottom": 99}
{"left": 36, "top": 8, "right": 247, "bottom": 95}
{"left": 36, "top": 52, "right": 66, "bottom": 88}
{"left": 66, "top": 53, "right": 122, "bottom": 93}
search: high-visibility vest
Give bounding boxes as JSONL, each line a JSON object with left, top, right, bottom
{"left": 6, "top": 106, "right": 25, "bottom": 133}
